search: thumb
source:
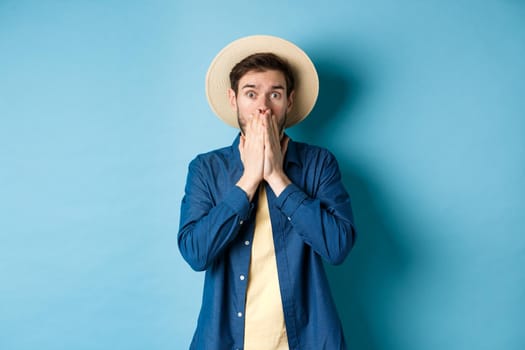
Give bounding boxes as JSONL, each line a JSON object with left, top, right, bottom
{"left": 281, "top": 135, "right": 290, "bottom": 154}
{"left": 238, "top": 136, "right": 245, "bottom": 158}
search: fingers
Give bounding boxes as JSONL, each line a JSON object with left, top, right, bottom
{"left": 264, "top": 112, "right": 280, "bottom": 150}
{"left": 244, "top": 111, "right": 266, "bottom": 137}
{"left": 244, "top": 109, "right": 283, "bottom": 153}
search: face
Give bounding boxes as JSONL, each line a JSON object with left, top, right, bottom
{"left": 228, "top": 69, "right": 294, "bottom": 136}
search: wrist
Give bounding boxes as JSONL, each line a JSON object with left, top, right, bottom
{"left": 265, "top": 172, "right": 291, "bottom": 197}
{"left": 236, "top": 175, "right": 260, "bottom": 201}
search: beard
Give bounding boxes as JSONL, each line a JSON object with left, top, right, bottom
{"left": 237, "top": 111, "right": 287, "bottom": 138}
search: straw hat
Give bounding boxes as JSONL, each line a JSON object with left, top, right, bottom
{"left": 205, "top": 35, "right": 319, "bottom": 128}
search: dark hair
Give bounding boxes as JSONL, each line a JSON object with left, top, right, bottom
{"left": 229, "top": 53, "right": 295, "bottom": 97}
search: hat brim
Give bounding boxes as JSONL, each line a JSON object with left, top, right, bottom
{"left": 205, "top": 35, "right": 319, "bottom": 129}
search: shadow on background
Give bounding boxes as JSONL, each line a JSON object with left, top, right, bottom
{"left": 293, "top": 58, "right": 415, "bottom": 349}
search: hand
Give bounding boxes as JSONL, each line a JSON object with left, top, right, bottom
{"left": 263, "top": 112, "right": 291, "bottom": 196}
{"left": 236, "top": 112, "right": 265, "bottom": 201}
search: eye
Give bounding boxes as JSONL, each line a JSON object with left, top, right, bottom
{"left": 271, "top": 92, "right": 281, "bottom": 99}
{"left": 246, "top": 91, "right": 256, "bottom": 98}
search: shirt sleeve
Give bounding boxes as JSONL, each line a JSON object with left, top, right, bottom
{"left": 178, "top": 156, "right": 252, "bottom": 271}
{"left": 275, "top": 150, "right": 356, "bottom": 265}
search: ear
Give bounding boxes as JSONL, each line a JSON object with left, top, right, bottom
{"left": 228, "top": 88, "right": 237, "bottom": 111}
{"left": 287, "top": 90, "right": 295, "bottom": 113}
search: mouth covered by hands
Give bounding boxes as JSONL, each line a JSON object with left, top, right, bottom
{"left": 237, "top": 109, "right": 291, "bottom": 200}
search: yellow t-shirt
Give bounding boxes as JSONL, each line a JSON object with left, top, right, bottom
{"left": 243, "top": 185, "right": 289, "bottom": 350}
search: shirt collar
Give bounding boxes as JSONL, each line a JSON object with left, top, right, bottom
{"left": 284, "top": 134, "right": 302, "bottom": 167}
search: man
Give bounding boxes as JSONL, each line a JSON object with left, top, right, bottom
{"left": 178, "top": 35, "right": 357, "bottom": 350}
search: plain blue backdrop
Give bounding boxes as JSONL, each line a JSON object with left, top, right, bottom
{"left": 1, "top": 1, "right": 524, "bottom": 349}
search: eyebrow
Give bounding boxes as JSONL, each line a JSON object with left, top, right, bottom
{"left": 241, "top": 84, "right": 285, "bottom": 90}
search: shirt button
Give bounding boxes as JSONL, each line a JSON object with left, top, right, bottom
{"left": 239, "top": 275, "right": 245, "bottom": 281}
{"left": 287, "top": 216, "right": 291, "bottom": 221}
{"left": 244, "top": 240, "right": 250, "bottom": 246}
{"left": 239, "top": 220, "right": 244, "bottom": 225}
{"left": 237, "top": 312, "right": 243, "bottom": 318}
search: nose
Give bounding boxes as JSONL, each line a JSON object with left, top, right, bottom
{"left": 257, "top": 96, "right": 271, "bottom": 114}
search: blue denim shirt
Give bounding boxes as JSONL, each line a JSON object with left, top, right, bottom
{"left": 178, "top": 134, "right": 356, "bottom": 350}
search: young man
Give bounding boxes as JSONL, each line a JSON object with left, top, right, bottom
{"left": 178, "top": 35, "right": 357, "bottom": 350}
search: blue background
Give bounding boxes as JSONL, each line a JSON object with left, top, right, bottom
{"left": 1, "top": 1, "right": 524, "bottom": 349}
